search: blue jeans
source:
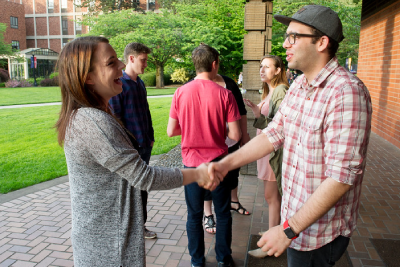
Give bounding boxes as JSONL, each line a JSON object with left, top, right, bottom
{"left": 184, "top": 166, "right": 232, "bottom": 266}
{"left": 137, "top": 146, "right": 152, "bottom": 224}
{"left": 287, "top": 235, "right": 350, "bottom": 267}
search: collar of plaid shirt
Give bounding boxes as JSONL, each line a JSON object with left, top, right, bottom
{"left": 264, "top": 57, "right": 372, "bottom": 251}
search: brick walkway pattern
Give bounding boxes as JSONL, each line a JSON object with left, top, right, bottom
{"left": 0, "top": 132, "right": 399, "bottom": 267}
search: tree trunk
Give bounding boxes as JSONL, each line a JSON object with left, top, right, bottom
{"left": 156, "top": 64, "right": 164, "bottom": 88}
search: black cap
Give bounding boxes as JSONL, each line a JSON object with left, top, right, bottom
{"left": 274, "top": 5, "right": 345, "bottom": 43}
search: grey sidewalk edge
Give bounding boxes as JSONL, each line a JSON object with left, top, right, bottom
{"left": 0, "top": 154, "right": 164, "bottom": 205}
{"left": 0, "top": 175, "right": 69, "bottom": 204}
{"left": 0, "top": 95, "right": 174, "bottom": 109}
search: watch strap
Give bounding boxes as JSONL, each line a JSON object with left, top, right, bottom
{"left": 283, "top": 219, "right": 299, "bottom": 240}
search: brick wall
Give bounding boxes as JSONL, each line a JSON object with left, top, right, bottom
{"left": 0, "top": 0, "right": 27, "bottom": 50}
{"left": 24, "top": 0, "right": 34, "bottom": 14}
{"left": 358, "top": 1, "right": 400, "bottom": 149}
{"left": 50, "top": 39, "right": 61, "bottom": 52}
{"left": 67, "top": 16, "right": 75, "bottom": 35}
{"left": 37, "top": 39, "right": 48, "bottom": 48}
{"left": 25, "top": 17, "right": 35, "bottom": 36}
{"left": 26, "top": 39, "right": 35, "bottom": 48}
{"left": 49, "top": 17, "right": 60, "bottom": 35}
{"left": 35, "top": 17, "right": 47, "bottom": 36}
{"left": 35, "top": 0, "right": 47, "bottom": 14}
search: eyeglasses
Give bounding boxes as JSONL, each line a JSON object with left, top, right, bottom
{"left": 284, "top": 33, "right": 321, "bottom": 45}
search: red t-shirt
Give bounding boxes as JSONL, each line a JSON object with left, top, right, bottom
{"left": 169, "top": 79, "right": 241, "bottom": 167}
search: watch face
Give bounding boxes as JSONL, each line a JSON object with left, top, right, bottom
{"left": 284, "top": 227, "right": 296, "bottom": 239}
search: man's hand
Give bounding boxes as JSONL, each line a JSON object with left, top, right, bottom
{"left": 257, "top": 225, "right": 292, "bottom": 257}
{"left": 207, "top": 161, "right": 228, "bottom": 184}
{"left": 196, "top": 163, "right": 220, "bottom": 191}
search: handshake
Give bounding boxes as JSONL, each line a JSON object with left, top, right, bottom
{"left": 193, "top": 161, "right": 229, "bottom": 191}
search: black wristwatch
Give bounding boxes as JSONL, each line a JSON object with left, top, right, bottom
{"left": 283, "top": 219, "right": 299, "bottom": 240}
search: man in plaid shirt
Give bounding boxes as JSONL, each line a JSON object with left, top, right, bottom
{"left": 209, "top": 5, "right": 372, "bottom": 266}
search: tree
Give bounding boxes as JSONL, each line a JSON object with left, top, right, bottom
{"left": 0, "top": 23, "right": 13, "bottom": 57}
{"left": 173, "top": 0, "right": 246, "bottom": 80}
{"left": 84, "top": 10, "right": 187, "bottom": 88}
{"left": 77, "top": 0, "right": 143, "bottom": 16}
{"left": 272, "top": 0, "right": 362, "bottom": 67}
{"left": 0, "top": 23, "right": 17, "bottom": 69}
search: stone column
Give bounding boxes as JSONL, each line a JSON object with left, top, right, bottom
{"left": 240, "top": 0, "right": 273, "bottom": 175}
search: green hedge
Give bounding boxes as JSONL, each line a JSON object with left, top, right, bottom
{"left": 0, "top": 82, "right": 5, "bottom": 88}
{"left": 139, "top": 71, "right": 173, "bottom": 87}
{"left": 27, "top": 77, "right": 45, "bottom": 85}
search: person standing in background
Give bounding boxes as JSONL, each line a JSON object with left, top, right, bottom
{"left": 109, "top": 42, "right": 157, "bottom": 239}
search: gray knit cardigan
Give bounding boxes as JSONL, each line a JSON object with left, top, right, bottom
{"left": 64, "top": 108, "right": 183, "bottom": 267}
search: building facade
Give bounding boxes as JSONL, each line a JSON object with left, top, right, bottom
{"left": 357, "top": 0, "right": 400, "bottom": 149}
{"left": 1, "top": 0, "right": 27, "bottom": 51}
{"left": 2, "top": 0, "right": 160, "bottom": 55}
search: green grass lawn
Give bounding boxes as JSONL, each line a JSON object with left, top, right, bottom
{"left": 0, "top": 86, "right": 178, "bottom": 106}
{"left": 0, "top": 97, "right": 180, "bottom": 194}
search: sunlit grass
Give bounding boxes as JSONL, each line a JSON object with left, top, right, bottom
{"left": 0, "top": 97, "right": 180, "bottom": 193}
{"left": 0, "top": 86, "right": 178, "bottom": 106}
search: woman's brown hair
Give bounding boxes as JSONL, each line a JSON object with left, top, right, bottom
{"left": 55, "top": 36, "right": 110, "bottom": 146}
{"left": 260, "top": 55, "right": 289, "bottom": 100}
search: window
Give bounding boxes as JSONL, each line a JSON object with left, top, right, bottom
{"left": 10, "top": 17, "right": 18, "bottom": 29}
{"left": 75, "top": 0, "right": 81, "bottom": 12}
{"left": 48, "top": 0, "right": 54, "bottom": 12}
{"left": 62, "top": 18, "right": 68, "bottom": 35}
{"left": 48, "top": 0, "right": 54, "bottom": 9}
{"left": 62, "top": 38, "right": 69, "bottom": 47}
{"left": 11, "top": 41, "right": 20, "bottom": 50}
{"left": 149, "top": 0, "right": 155, "bottom": 10}
{"left": 61, "top": 0, "right": 68, "bottom": 12}
{"left": 75, "top": 17, "right": 82, "bottom": 34}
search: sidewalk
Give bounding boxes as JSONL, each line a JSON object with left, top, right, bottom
{"left": 0, "top": 132, "right": 399, "bottom": 266}
{"left": 0, "top": 95, "right": 174, "bottom": 110}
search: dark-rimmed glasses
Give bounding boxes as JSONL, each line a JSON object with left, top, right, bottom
{"left": 284, "top": 33, "right": 322, "bottom": 45}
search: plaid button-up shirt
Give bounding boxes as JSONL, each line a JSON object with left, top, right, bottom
{"left": 264, "top": 57, "right": 372, "bottom": 251}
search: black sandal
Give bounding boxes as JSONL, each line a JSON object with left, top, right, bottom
{"left": 231, "top": 201, "right": 251, "bottom": 215}
{"left": 203, "top": 214, "right": 216, "bottom": 234}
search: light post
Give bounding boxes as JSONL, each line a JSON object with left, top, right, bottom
{"left": 31, "top": 55, "right": 37, "bottom": 86}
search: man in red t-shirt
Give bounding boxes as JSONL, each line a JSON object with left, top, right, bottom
{"left": 167, "top": 44, "right": 241, "bottom": 267}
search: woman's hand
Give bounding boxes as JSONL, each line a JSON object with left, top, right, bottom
{"left": 195, "top": 163, "right": 220, "bottom": 191}
{"left": 243, "top": 98, "right": 264, "bottom": 118}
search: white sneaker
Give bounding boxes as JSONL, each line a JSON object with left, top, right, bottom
{"left": 144, "top": 228, "right": 157, "bottom": 239}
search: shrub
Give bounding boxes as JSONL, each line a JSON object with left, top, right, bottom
{"left": 27, "top": 77, "right": 45, "bottom": 85}
{"left": 40, "top": 77, "right": 59, "bottom": 87}
{"left": 0, "top": 68, "right": 10, "bottom": 82}
{"left": 49, "top": 72, "right": 59, "bottom": 79}
{"left": 164, "top": 72, "right": 173, "bottom": 86}
{"left": 171, "top": 68, "right": 190, "bottom": 84}
{"left": 5, "top": 79, "right": 33, "bottom": 88}
{"left": 140, "top": 72, "right": 156, "bottom": 87}
{"left": 0, "top": 82, "right": 5, "bottom": 87}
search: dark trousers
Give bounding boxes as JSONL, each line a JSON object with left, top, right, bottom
{"left": 184, "top": 165, "right": 232, "bottom": 266}
{"left": 287, "top": 235, "right": 350, "bottom": 267}
{"left": 137, "top": 147, "right": 152, "bottom": 224}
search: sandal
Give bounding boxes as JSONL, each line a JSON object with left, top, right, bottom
{"left": 231, "top": 201, "right": 251, "bottom": 215}
{"left": 203, "top": 214, "right": 216, "bottom": 234}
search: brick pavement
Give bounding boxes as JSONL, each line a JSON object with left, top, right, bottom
{"left": 0, "top": 132, "right": 399, "bottom": 267}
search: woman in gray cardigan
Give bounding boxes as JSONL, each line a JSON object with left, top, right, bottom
{"left": 55, "top": 36, "right": 218, "bottom": 267}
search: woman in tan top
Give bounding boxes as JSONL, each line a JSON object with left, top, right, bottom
{"left": 244, "top": 55, "right": 289, "bottom": 230}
